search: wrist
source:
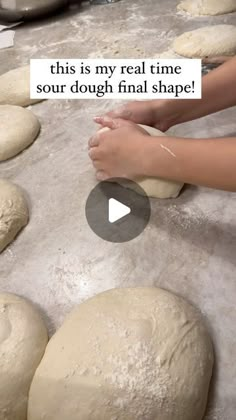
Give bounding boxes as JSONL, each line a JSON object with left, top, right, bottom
{"left": 141, "top": 135, "right": 165, "bottom": 177}
{"left": 152, "top": 99, "right": 185, "bottom": 129}
{"left": 142, "top": 135, "right": 183, "bottom": 180}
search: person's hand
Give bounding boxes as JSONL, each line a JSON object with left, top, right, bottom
{"left": 94, "top": 99, "right": 181, "bottom": 132}
{"left": 88, "top": 118, "right": 153, "bottom": 181}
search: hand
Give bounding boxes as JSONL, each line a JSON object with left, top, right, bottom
{"left": 88, "top": 118, "right": 152, "bottom": 181}
{"left": 94, "top": 99, "right": 181, "bottom": 132}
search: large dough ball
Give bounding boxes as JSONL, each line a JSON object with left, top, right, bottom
{"left": 0, "top": 66, "right": 43, "bottom": 107}
{"left": 0, "top": 179, "right": 29, "bottom": 253}
{"left": 178, "top": 0, "right": 236, "bottom": 16}
{"left": 28, "top": 287, "right": 214, "bottom": 420}
{"left": 98, "top": 125, "right": 184, "bottom": 198}
{"left": 0, "top": 105, "right": 40, "bottom": 161}
{"left": 0, "top": 293, "right": 48, "bottom": 420}
{"left": 173, "top": 25, "right": 236, "bottom": 58}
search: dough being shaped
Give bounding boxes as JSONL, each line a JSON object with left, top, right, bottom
{"left": 0, "top": 66, "right": 43, "bottom": 107}
{"left": 178, "top": 0, "right": 236, "bottom": 16}
{"left": 173, "top": 25, "right": 236, "bottom": 58}
{"left": 0, "top": 293, "right": 48, "bottom": 420}
{"left": 99, "top": 125, "right": 183, "bottom": 198}
{"left": 0, "top": 179, "right": 29, "bottom": 253}
{"left": 28, "top": 287, "right": 214, "bottom": 420}
{"left": 0, "top": 105, "right": 40, "bottom": 161}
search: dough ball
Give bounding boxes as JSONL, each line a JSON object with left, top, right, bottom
{"left": 0, "top": 293, "right": 48, "bottom": 420}
{"left": 0, "top": 66, "right": 43, "bottom": 107}
{"left": 0, "top": 179, "right": 29, "bottom": 253}
{"left": 98, "top": 125, "right": 184, "bottom": 198}
{"left": 173, "top": 25, "right": 236, "bottom": 58}
{"left": 178, "top": 0, "right": 236, "bottom": 16}
{"left": 0, "top": 105, "right": 40, "bottom": 161}
{"left": 28, "top": 287, "right": 214, "bottom": 420}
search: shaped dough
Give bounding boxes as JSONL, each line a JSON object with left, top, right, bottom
{"left": 0, "top": 293, "right": 48, "bottom": 420}
{"left": 178, "top": 0, "right": 236, "bottom": 16}
{"left": 0, "top": 179, "right": 29, "bottom": 253}
{"left": 173, "top": 25, "right": 236, "bottom": 58}
{"left": 28, "top": 287, "right": 214, "bottom": 420}
{"left": 98, "top": 125, "right": 184, "bottom": 198}
{"left": 0, "top": 105, "right": 40, "bottom": 161}
{"left": 0, "top": 66, "right": 43, "bottom": 107}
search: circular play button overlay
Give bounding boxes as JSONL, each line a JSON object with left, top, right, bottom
{"left": 85, "top": 178, "right": 151, "bottom": 243}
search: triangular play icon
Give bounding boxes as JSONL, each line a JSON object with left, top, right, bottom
{"left": 108, "top": 198, "right": 131, "bottom": 223}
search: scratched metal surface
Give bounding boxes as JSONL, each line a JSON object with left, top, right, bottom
{"left": 0, "top": 1, "right": 236, "bottom": 419}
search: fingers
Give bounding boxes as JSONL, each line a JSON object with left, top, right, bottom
{"left": 94, "top": 116, "right": 116, "bottom": 129}
{"left": 88, "top": 147, "right": 99, "bottom": 160}
{"left": 88, "top": 132, "right": 100, "bottom": 148}
{"left": 93, "top": 101, "right": 137, "bottom": 128}
{"left": 88, "top": 123, "right": 112, "bottom": 150}
{"left": 96, "top": 170, "right": 109, "bottom": 181}
{"left": 94, "top": 116, "right": 121, "bottom": 129}
{"left": 106, "top": 104, "right": 132, "bottom": 120}
{"left": 94, "top": 115, "right": 135, "bottom": 130}
{"left": 88, "top": 144, "right": 109, "bottom": 179}
{"left": 89, "top": 154, "right": 103, "bottom": 171}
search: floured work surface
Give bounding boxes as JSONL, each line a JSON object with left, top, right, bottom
{"left": 0, "top": 1, "right": 236, "bottom": 419}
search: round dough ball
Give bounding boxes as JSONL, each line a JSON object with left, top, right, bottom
{"left": 0, "top": 66, "right": 43, "bottom": 107}
{"left": 98, "top": 125, "right": 183, "bottom": 198}
{"left": 178, "top": 0, "right": 236, "bottom": 16}
{"left": 0, "top": 179, "right": 29, "bottom": 253}
{"left": 28, "top": 287, "right": 214, "bottom": 420}
{"left": 0, "top": 293, "right": 48, "bottom": 420}
{"left": 0, "top": 105, "right": 40, "bottom": 161}
{"left": 173, "top": 25, "right": 236, "bottom": 58}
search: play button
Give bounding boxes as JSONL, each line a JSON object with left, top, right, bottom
{"left": 85, "top": 178, "right": 151, "bottom": 243}
{"left": 108, "top": 198, "right": 131, "bottom": 223}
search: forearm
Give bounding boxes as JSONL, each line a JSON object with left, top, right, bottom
{"left": 153, "top": 56, "right": 236, "bottom": 126}
{"left": 145, "top": 136, "right": 236, "bottom": 191}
